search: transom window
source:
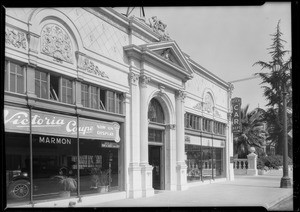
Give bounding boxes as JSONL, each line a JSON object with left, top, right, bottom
{"left": 5, "top": 60, "right": 25, "bottom": 94}
{"left": 148, "top": 98, "right": 165, "bottom": 124}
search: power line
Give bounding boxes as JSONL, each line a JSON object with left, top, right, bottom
{"left": 229, "top": 75, "right": 260, "bottom": 83}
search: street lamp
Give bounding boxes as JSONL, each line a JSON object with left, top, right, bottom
{"left": 272, "top": 61, "right": 292, "bottom": 188}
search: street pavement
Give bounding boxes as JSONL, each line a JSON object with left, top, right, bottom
{"left": 86, "top": 174, "right": 293, "bottom": 210}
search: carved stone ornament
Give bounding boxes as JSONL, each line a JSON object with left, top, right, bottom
{"left": 5, "top": 27, "right": 27, "bottom": 50}
{"left": 140, "top": 75, "right": 151, "bottom": 87}
{"left": 176, "top": 90, "right": 187, "bottom": 102}
{"left": 158, "top": 85, "right": 166, "bottom": 96}
{"left": 80, "top": 57, "right": 109, "bottom": 79}
{"left": 228, "top": 83, "right": 234, "bottom": 97}
{"left": 161, "top": 49, "right": 173, "bottom": 62}
{"left": 148, "top": 16, "right": 170, "bottom": 41}
{"left": 203, "top": 93, "right": 213, "bottom": 113}
{"left": 41, "top": 24, "right": 73, "bottom": 63}
{"left": 166, "top": 124, "right": 176, "bottom": 130}
{"left": 214, "top": 109, "right": 221, "bottom": 118}
{"left": 193, "top": 102, "right": 202, "bottom": 111}
{"left": 129, "top": 72, "right": 139, "bottom": 85}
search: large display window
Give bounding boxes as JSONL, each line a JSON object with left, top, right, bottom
{"left": 78, "top": 139, "right": 119, "bottom": 195}
{"left": 5, "top": 106, "right": 122, "bottom": 205}
{"left": 185, "top": 138, "right": 225, "bottom": 182}
{"left": 5, "top": 133, "right": 30, "bottom": 204}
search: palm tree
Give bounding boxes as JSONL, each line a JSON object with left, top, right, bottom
{"left": 253, "top": 20, "right": 292, "bottom": 155}
{"left": 234, "top": 105, "right": 266, "bottom": 158}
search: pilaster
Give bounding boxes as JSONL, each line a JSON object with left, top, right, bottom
{"left": 127, "top": 71, "right": 142, "bottom": 198}
{"left": 139, "top": 74, "right": 154, "bottom": 197}
{"left": 175, "top": 89, "right": 188, "bottom": 191}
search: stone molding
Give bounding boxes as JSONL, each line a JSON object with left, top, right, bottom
{"left": 166, "top": 124, "right": 176, "bottom": 130}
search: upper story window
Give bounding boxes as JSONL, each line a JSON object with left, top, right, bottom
{"left": 202, "top": 118, "right": 212, "bottom": 133}
{"left": 185, "top": 113, "right": 201, "bottom": 130}
{"left": 35, "top": 70, "right": 73, "bottom": 104}
{"left": 81, "top": 83, "right": 122, "bottom": 114}
{"left": 214, "top": 122, "right": 226, "bottom": 135}
{"left": 5, "top": 60, "right": 25, "bottom": 94}
{"left": 148, "top": 98, "right": 164, "bottom": 124}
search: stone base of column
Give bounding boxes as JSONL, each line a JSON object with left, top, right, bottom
{"left": 247, "top": 168, "right": 258, "bottom": 176}
{"left": 176, "top": 162, "right": 188, "bottom": 191}
{"left": 229, "top": 163, "right": 235, "bottom": 181}
{"left": 141, "top": 163, "right": 154, "bottom": 197}
{"left": 280, "top": 176, "right": 292, "bottom": 188}
{"left": 128, "top": 163, "right": 142, "bottom": 198}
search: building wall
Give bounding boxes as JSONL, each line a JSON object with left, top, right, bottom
{"left": 5, "top": 7, "right": 234, "bottom": 206}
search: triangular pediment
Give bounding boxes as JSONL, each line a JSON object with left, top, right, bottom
{"left": 140, "top": 41, "right": 193, "bottom": 75}
{"left": 124, "top": 40, "right": 194, "bottom": 81}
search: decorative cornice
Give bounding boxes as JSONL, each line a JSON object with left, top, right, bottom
{"left": 5, "top": 27, "right": 27, "bottom": 50}
{"left": 140, "top": 74, "right": 151, "bottom": 88}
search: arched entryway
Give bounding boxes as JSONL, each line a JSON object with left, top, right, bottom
{"left": 148, "top": 98, "right": 165, "bottom": 190}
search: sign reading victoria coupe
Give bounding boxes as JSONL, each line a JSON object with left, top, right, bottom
{"left": 4, "top": 106, "right": 120, "bottom": 142}
{"left": 231, "top": 97, "right": 242, "bottom": 134}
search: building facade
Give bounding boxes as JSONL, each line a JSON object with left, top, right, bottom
{"left": 4, "top": 7, "right": 234, "bottom": 206}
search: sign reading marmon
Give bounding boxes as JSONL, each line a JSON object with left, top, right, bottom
{"left": 231, "top": 97, "right": 242, "bottom": 134}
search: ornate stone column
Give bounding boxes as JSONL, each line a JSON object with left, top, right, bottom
{"left": 175, "top": 90, "right": 188, "bottom": 191}
{"left": 139, "top": 74, "right": 154, "bottom": 197}
{"left": 128, "top": 72, "right": 142, "bottom": 198}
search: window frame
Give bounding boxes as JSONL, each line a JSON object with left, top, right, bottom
{"left": 5, "top": 60, "right": 26, "bottom": 94}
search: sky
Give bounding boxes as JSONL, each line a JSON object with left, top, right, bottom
{"left": 114, "top": 3, "right": 291, "bottom": 111}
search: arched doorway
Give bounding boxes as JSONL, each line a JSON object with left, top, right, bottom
{"left": 148, "top": 98, "right": 165, "bottom": 190}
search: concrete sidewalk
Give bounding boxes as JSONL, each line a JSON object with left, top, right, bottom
{"left": 86, "top": 175, "right": 293, "bottom": 210}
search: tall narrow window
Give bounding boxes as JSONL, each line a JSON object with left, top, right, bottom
{"left": 90, "top": 86, "right": 98, "bottom": 109}
{"left": 107, "top": 91, "right": 115, "bottom": 113}
{"left": 81, "top": 84, "right": 89, "bottom": 107}
{"left": 62, "top": 78, "right": 73, "bottom": 104}
{"left": 50, "top": 75, "right": 59, "bottom": 101}
{"left": 115, "top": 93, "right": 122, "bottom": 114}
{"left": 5, "top": 60, "right": 25, "bottom": 94}
{"left": 35, "top": 70, "right": 48, "bottom": 99}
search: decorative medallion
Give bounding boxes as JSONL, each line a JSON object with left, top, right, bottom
{"left": 41, "top": 24, "right": 73, "bottom": 63}
{"left": 5, "top": 27, "right": 27, "bottom": 50}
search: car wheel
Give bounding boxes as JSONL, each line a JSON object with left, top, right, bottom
{"left": 8, "top": 180, "right": 30, "bottom": 199}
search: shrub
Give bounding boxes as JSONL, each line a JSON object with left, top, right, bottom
{"left": 257, "top": 155, "right": 292, "bottom": 170}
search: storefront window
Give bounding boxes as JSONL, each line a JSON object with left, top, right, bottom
{"left": 32, "top": 134, "right": 77, "bottom": 201}
{"left": 5, "top": 60, "right": 25, "bottom": 94}
{"left": 79, "top": 139, "right": 119, "bottom": 195}
{"left": 5, "top": 133, "right": 30, "bottom": 204}
{"left": 213, "top": 147, "right": 224, "bottom": 178}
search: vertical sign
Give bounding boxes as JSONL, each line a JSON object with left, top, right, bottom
{"left": 231, "top": 97, "right": 242, "bottom": 134}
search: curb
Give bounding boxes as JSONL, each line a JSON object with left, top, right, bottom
{"left": 264, "top": 192, "right": 293, "bottom": 210}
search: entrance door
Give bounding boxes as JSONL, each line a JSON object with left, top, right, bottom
{"left": 148, "top": 145, "right": 161, "bottom": 190}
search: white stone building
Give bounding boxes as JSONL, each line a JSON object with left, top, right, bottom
{"left": 4, "top": 7, "right": 234, "bottom": 207}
